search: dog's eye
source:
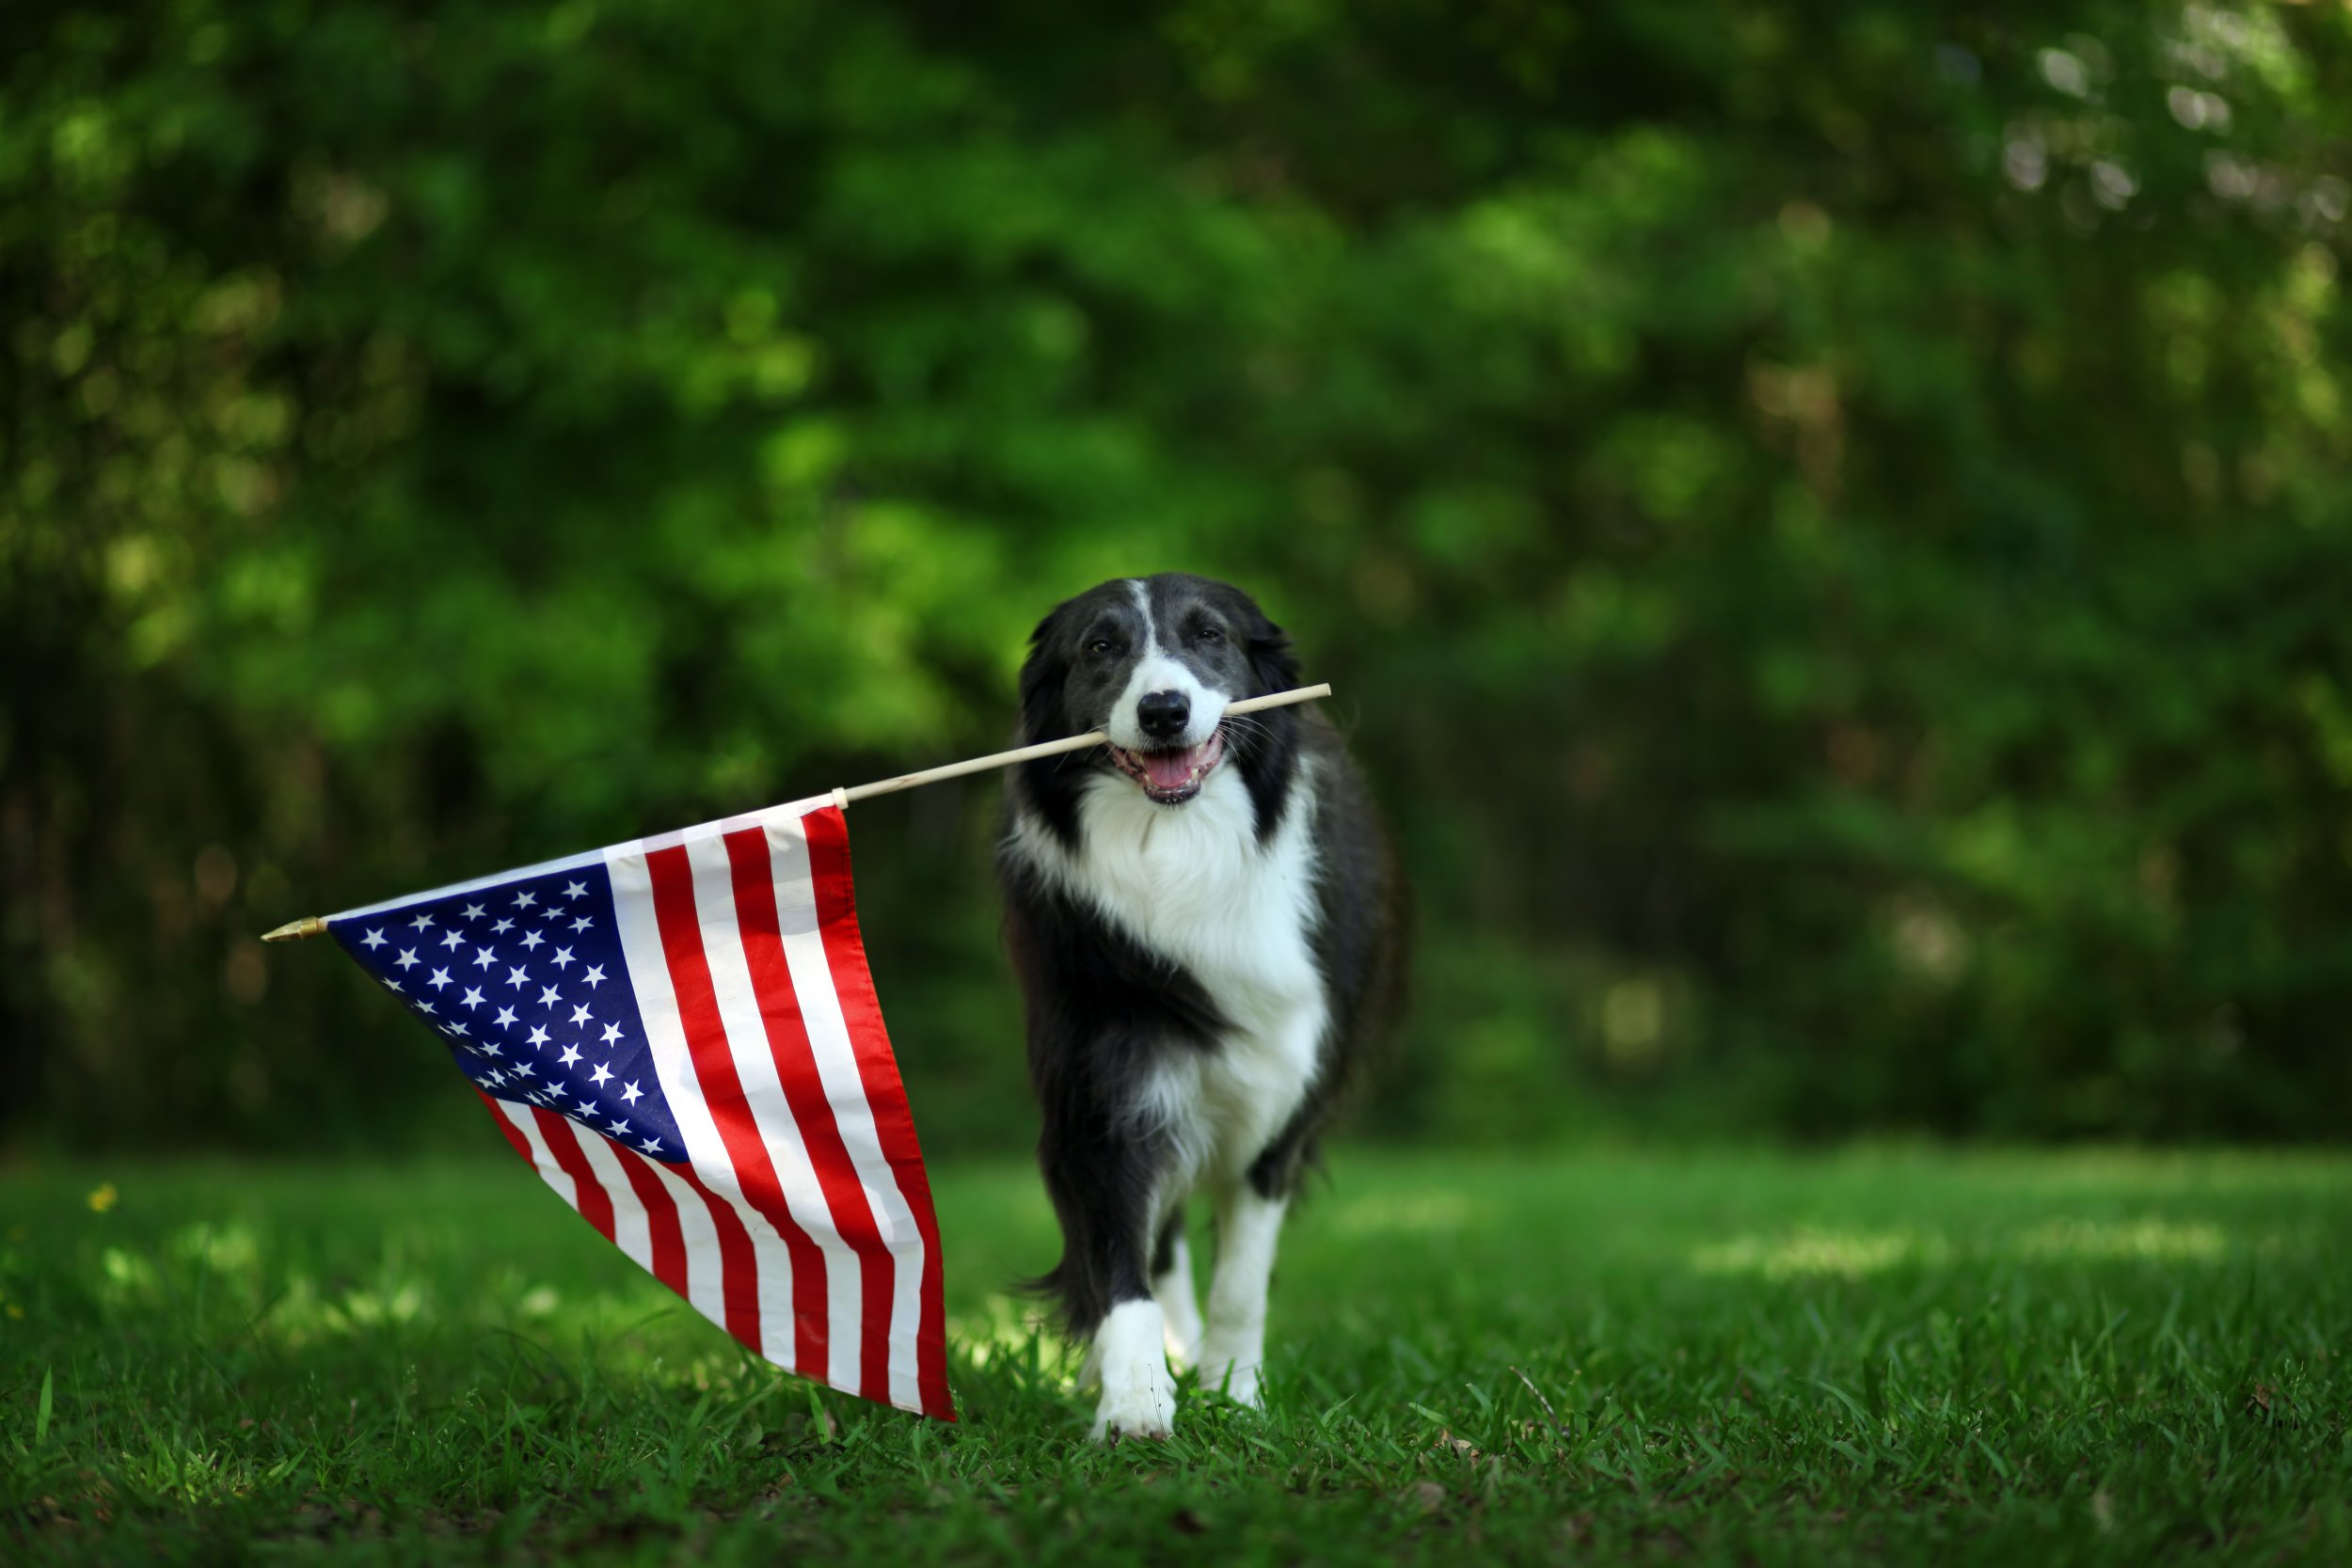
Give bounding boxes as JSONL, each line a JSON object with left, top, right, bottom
{"left": 1196, "top": 626, "right": 1223, "bottom": 644}
{"left": 1086, "top": 638, "right": 1116, "bottom": 657}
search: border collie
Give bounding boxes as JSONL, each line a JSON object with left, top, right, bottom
{"left": 997, "top": 573, "right": 1406, "bottom": 1440}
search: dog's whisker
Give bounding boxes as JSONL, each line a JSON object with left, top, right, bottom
{"left": 1216, "top": 712, "right": 1279, "bottom": 760}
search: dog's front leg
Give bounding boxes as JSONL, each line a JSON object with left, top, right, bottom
{"left": 1195, "top": 1183, "right": 1287, "bottom": 1408}
{"left": 1039, "top": 1113, "right": 1179, "bottom": 1441}
{"left": 1083, "top": 1193, "right": 1176, "bottom": 1440}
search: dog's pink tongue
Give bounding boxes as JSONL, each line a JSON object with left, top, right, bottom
{"left": 1143, "top": 745, "right": 1204, "bottom": 791}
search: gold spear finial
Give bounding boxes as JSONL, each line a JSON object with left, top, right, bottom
{"left": 261, "top": 916, "right": 329, "bottom": 943}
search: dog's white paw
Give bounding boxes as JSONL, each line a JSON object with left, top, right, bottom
{"left": 1089, "top": 1378, "right": 1177, "bottom": 1442}
{"left": 1089, "top": 1299, "right": 1177, "bottom": 1441}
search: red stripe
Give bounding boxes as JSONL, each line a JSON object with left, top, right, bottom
{"left": 725, "top": 825, "right": 895, "bottom": 1406}
{"left": 803, "top": 804, "right": 956, "bottom": 1420}
{"left": 532, "top": 1107, "right": 617, "bottom": 1243}
{"left": 669, "top": 1161, "right": 765, "bottom": 1354}
{"left": 645, "top": 842, "right": 829, "bottom": 1378}
{"left": 480, "top": 1069, "right": 749, "bottom": 1356}
{"left": 607, "top": 1143, "right": 690, "bottom": 1304}
{"left": 476, "top": 1088, "right": 534, "bottom": 1162}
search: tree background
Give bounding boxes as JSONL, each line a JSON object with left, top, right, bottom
{"left": 6, "top": 0, "right": 2349, "bottom": 1155}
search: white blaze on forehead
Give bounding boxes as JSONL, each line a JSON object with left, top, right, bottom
{"left": 1106, "top": 578, "right": 1228, "bottom": 752}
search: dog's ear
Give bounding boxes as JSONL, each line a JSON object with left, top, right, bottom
{"left": 1248, "top": 611, "right": 1301, "bottom": 696}
{"left": 1016, "top": 604, "right": 1074, "bottom": 741}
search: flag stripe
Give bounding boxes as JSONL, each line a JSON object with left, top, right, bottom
{"left": 666, "top": 1162, "right": 771, "bottom": 1354}
{"left": 606, "top": 847, "right": 773, "bottom": 1354}
{"left": 765, "top": 815, "right": 928, "bottom": 1410}
{"left": 533, "top": 1107, "right": 618, "bottom": 1243}
{"left": 499, "top": 1099, "right": 578, "bottom": 1207}
{"left": 570, "top": 1117, "right": 654, "bottom": 1269}
{"left": 686, "top": 830, "right": 866, "bottom": 1393}
{"left": 480, "top": 1088, "right": 534, "bottom": 1162}
{"left": 645, "top": 841, "right": 829, "bottom": 1376}
{"left": 725, "top": 824, "right": 897, "bottom": 1406}
{"left": 803, "top": 806, "right": 954, "bottom": 1419}
{"left": 605, "top": 1142, "right": 691, "bottom": 1303}
{"left": 494, "top": 1100, "right": 704, "bottom": 1350}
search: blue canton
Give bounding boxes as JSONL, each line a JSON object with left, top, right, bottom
{"left": 334, "top": 863, "right": 680, "bottom": 1162}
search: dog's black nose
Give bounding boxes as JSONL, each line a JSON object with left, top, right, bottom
{"left": 1136, "top": 690, "right": 1190, "bottom": 741}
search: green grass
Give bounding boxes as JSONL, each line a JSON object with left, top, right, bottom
{"left": 4, "top": 1148, "right": 2348, "bottom": 1564}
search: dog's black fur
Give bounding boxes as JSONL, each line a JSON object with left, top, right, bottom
{"left": 996, "top": 574, "right": 1407, "bottom": 1339}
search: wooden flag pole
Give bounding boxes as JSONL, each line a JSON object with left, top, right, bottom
{"left": 259, "top": 683, "right": 1334, "bottom": 942}
{"left": 829, "top": 681, "right": 1331, "bottom": 806}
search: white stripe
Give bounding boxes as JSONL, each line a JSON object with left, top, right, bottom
{"left": 767, "top": 814, "right": 930, "bottom": 1411}
{"left": 633, "top": 1148, "right": 729, "bottom": 1329}
{"left": 572, "top": 1126, "right": 651, "bottom": 1272}
{"left": 606, "top": 842, "right": 802, "bottom": 1368}
{"left": 495, "top": 1099, "right": 580, "bottom": 1209}
{"left": 684, "top": 830, "right": 866, "bottom": 1394}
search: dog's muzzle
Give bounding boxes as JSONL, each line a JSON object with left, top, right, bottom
{"left": 1106, "top": 730, "right": 1226, "bottom": 804}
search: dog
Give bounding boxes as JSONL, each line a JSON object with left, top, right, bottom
{"left": 996, "top": 573, "right": 1406, "bottom": 1439}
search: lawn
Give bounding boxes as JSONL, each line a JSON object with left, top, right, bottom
{"left": 4, "top": 1146, "right": 2347, "bottom": 1564}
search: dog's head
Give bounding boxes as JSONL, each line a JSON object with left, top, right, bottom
{"left": 1016, "top": 574, "right": 1301, "bottom": 809}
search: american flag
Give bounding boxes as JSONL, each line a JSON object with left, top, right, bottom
{"left": 328, "top": 797, "right": 954, "bottom": 1420}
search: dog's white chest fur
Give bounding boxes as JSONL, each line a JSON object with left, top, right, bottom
{"left": 1020, "top": 763, "right": 1328, "bottom": 1188}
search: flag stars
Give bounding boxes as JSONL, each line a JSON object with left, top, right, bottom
{"left": 363, "top": 870, "right": 667, "bottom": 1164}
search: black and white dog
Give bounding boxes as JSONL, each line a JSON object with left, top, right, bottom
{"left": 997, "top": 573, "right": 1406, "bottom": 1439}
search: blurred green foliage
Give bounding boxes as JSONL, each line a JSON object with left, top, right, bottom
{"left": 5, "top": 1, "right": 2349, "bottom": 1153}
